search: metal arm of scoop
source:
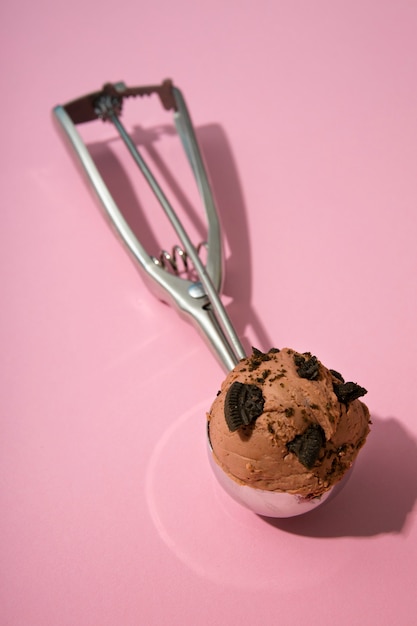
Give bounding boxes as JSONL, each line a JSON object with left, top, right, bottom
{"left": 52, "top": 102, "right": 245, "bottom": 372}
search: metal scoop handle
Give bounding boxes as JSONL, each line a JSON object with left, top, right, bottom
{"left": 53, "top": 80, "right": 246, "bottom": 371}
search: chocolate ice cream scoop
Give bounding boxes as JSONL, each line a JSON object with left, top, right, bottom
{"left": 207, "top": 348, "right": 370, "bottom": 517}
{"left": 54, "top": 79, "right": 370, "bottom": 518}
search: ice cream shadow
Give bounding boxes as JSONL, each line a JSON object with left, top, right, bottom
{"left": 262, "top": 415, "right": 417, "bottom": 537}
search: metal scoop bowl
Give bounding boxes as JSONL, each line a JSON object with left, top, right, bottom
{"left": 207, "top": 430, "right": 352, "bottom": 517}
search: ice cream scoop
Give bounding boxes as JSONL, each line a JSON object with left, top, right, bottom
{"left": 207, "top": 347, "right": 370, "bottom": 517}
{"left": 53, "top": 79, "right": 370, "bottom": 518}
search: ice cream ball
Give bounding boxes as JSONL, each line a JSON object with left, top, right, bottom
{"left": 207, "top": 348, "right": 370, "bottom": 499}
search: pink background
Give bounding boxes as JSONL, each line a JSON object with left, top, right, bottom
{"left": 2, "top": 1, "right": 417, "bottom": 624}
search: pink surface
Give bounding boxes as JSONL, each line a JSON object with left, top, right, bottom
{"left": 2, "top": 1, "right": 417, "bottom": 624}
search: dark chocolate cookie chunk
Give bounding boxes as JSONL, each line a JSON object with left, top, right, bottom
{"left": 287, "top": 424, "right": 325, "bottom": 469}
{"left": 224, "top": 381, "right": 265, "bottom": 432}
{"left": 294, "top": 353, "right": 320, "bottom": 380}
{"left": 330, "top": 369, "right": 345, "bottom": 383}
{"left": 333, "top": 381, "right": 367, "bottom": 404}
{"left": 248, "top": 347, "right": 273, "bottom": 371}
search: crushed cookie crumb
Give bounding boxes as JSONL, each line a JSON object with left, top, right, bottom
{"left": 294, "top": 353, "right": 320, "bottom": 380}
{"left": 256, "top": 369, "right": 271, "bottom": 383}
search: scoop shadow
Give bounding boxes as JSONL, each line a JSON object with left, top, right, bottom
{"left": 262, "top": 415, "right": 417, "bottom": 537}
{"left": 86, "top": 122, "right": 273, "bottom": 354}
{"left": 196, "top": 125, "right": 274, "bottom": 353}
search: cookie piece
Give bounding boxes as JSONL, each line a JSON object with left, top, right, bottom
{"left": 224, "top": 382, "right": 265, "bottom": 432}
{"left": 333, "top": 381, "right": 367, "bottom": 404}
{"left": 294, "top": 353, "right": 320, "bottom": 380}
{"left": 287, "top": 424, "right": 325, "bottom": 469}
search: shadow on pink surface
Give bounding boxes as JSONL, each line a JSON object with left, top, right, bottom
{"left": 199, "top": 124, "right": 274, "bottom": 353}
{"left": 87, "top": 122, "right": 273, "bottom": 355}
{"left": 263, "top": 415, "right": 417, "bottom": 537}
